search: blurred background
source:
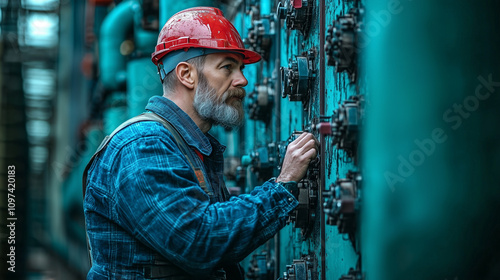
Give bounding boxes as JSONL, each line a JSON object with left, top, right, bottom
{"left": 0, "top": 0, "right": 107, "bottom": 279}
{"left": 1, "top": 0, "right": 91, "bottom": 279}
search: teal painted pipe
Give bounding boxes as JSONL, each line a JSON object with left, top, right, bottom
{"left": 132, "top": 2, "right": 157, "bottom": 53}
{"left": 362, "top": 1, "right": 500, "bottom": 279}
{"left": 99, "top": 0, "right": 139, "bottom": 90}
{"left": 134, "top": 27, "right": 158, "bottom": 53}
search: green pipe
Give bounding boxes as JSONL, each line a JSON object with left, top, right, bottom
{"left": 132, "top": 2, "right": 157, "bottom": 53}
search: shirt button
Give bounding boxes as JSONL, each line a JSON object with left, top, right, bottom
{"left": 288, "top": 198, "right": 293, "bottom": 202}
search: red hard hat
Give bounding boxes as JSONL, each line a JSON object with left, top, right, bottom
{"left": 151, "top": 7, "right": 261, "bottom": 66}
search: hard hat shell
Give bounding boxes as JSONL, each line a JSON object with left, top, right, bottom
{"left": 152, "top": 7, "right": 261, "bottom": 65}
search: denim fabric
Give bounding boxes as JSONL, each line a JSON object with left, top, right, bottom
{"left": 83, "top": 96, "right": 298, "bottom": 279}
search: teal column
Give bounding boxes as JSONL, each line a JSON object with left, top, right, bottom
{"left": 362, "top": 1, "right": 500, "bottom": 280}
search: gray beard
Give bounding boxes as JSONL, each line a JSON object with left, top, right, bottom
{"left": 193, "top": 72, "right": 245, "bottom": 129}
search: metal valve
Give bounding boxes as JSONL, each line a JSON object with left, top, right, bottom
{"left": 315, "top": 95, "right": 364, "bottom": 162}
{"left": 248, "top": 80, "right": 275, "bottom": 123}
{"left": 281, "top": 49, "right": 316, "bottom": 103}
{"left": 323, "top": 171, "right": 361, "bottom": 235}
{"left": 325, "top": 8, "right": 363, "bottom": 82}
{"left": 277, "top": 0, "right": 313, "bottom": 35}
{"left": 244, "top": 16, "right": 275, "bottom": 61}
{"left": 280, "top": 254, "right": 317, "bottom": 280}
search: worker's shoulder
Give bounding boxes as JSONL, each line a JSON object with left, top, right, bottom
{"left": 87, "top": 120, "right": 181, "bottom": 173}
{"left": 109, "top": 120, "right": 177, "bottom": 147}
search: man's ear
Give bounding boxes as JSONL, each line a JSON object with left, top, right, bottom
{"left": 175, "top": 62, "right": 197, "bottom": 90}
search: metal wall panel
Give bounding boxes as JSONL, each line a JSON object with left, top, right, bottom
{"left": 238, "top": 1, "right": 363, "bottom": 279}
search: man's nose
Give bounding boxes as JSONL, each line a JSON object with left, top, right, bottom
{"left": 232, "top": 70, "right": 248, "bottom": 88}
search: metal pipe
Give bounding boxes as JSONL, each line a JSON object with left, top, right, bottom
{"left": 99, "top": 0, "right": 138, "bottom": 90}
{"left": 319, "top": 0, "right": 326, "bottom": 279}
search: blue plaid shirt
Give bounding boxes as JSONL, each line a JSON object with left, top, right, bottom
{"left": 83, "top": 96, "right": 298, "bottom": 279}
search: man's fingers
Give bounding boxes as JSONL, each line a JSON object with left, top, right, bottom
{"left": 288, "top": 132, "right": 307, "bottom": 147}
{"left": 302, "top": 147, "right": 317, "bottom": 162}
{"left": 298, "top": 139, "right": 318, "bottom": 156}
{"left": 287, "top": 133, "right": 319, "bottom": 162}
{"left": 279, "top": 133, "right": 319, "bottom": 182}
{"left": 291, "top": 132, "right": 315, "bottom": 147}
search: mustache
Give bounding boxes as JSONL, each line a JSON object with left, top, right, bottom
{"left": 223, "top": 88, "right": 246, "bottom": 101}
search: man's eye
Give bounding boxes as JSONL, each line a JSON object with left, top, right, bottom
{"left": 222, "top": 64, "right": 232, "bottom": 70}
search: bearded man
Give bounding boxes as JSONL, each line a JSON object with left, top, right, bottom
{"left": 83, "top": 7, "right": 317, "bottom": 280}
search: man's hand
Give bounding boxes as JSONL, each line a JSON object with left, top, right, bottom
{"left": 276, "top": 132, "right": 318, "bottom": 183}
